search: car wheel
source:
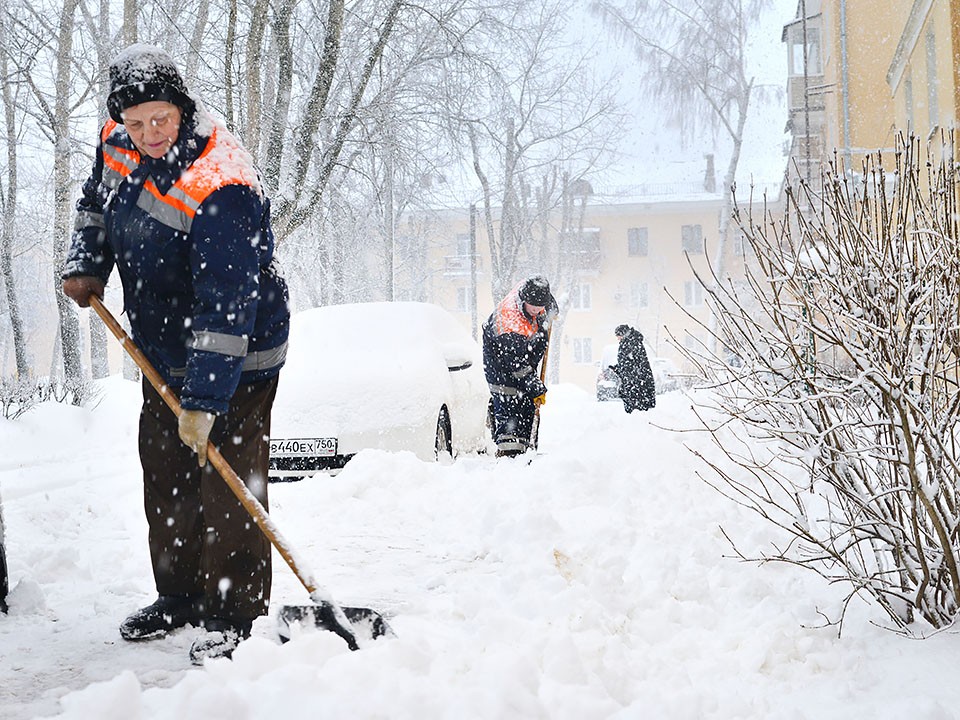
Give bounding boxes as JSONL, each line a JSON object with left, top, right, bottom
{"left": 435, "top": 406, "right": 453, "bottom": 462}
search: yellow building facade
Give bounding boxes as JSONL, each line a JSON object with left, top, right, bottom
{"left": 407, "top": 190, "right": 751, "bottom": 393}
{"left": 783, "top": 0, "right": 960, "bottom": 177}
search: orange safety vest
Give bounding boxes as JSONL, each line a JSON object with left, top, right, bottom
{"left": 492, "top": 281, "right": 540, "bottom": 338}
{"left": 98, "top": 119, "right": 260, "bottom": 234}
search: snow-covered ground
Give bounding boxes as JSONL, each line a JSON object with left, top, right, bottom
{"left": 1, "top": 377, "right": 958, "bottom": 720}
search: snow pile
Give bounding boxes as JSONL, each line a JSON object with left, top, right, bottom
{"left": 1, "top": 379, "right": 959, "bottom": 719}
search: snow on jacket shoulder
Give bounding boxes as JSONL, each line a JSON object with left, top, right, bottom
{"left": 64, "top": 113, "right": 290, "bottom": 414}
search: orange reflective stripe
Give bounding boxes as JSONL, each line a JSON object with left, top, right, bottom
{"left": 102, "top": 147, "right": 138, "bottom": 177}
{"left": 100, "top": 120, "right": 117, "bottom": 142}
{"left": 96, "top": 120, "right": 256, "bottom": 230}
{"left": 143, "top": 179, "right": 197, "bottom": 218}
{"left": 101, "top": 120, "right": 140, "bottom": 177}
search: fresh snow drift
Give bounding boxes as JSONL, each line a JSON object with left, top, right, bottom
{"left": 1, "top": 377, "right": 959, "bottom": 719}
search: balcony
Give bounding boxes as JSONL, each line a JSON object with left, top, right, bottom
{"left": 788, "top": 74, "right": 826, "bottom": 112}
{"left": 443, "top": 254, "right": 482, "bottom": 276}
{"left": 569, "top": 248, "right": 602, "bottom": 272}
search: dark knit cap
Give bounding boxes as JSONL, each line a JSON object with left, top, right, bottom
{"left": 615, "top": 324, "right": 631, "bottom": 337}
{"left": 518, "top": 275, "right": 551, "bottom": 306}
{"left": 107, "top": 44, "right": 195, "bottom": 123}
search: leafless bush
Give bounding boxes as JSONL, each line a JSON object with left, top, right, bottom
{"left": 681, "top": 134, "right": 960, "bottom": 633}
{"left": 0, "top": 376, "right": 101, "bottom": 419}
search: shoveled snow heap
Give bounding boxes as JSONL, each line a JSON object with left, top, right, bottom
{"left": 1, "top": 378, "right": 959, "bottom": 719}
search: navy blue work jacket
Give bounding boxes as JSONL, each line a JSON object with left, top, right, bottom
{"left": 64, "top": 113, "right": 289, "bottom": 414}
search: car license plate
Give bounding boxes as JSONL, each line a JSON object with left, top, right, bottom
{"left": 270, "top": 437, "right": 337, "bottom": 457}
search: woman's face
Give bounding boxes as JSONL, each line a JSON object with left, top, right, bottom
{"left": 523, "top": 302, "right": 546, "bottom": 318}
{"left": 120, "top": 100, "right": 182, "bottom": 159}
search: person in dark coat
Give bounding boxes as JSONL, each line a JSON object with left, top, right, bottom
{"left": 482, "top": 276, "right": 557, "bottom": 457}
{"left": 61, "top": 45, "right": 289, "bottom": 664}
{"left": 612, "top": 324, "right": 656, "bottom": 412}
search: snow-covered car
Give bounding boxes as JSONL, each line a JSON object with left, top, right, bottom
{"left": 596, "top": 343, "right": 621, "bottom": 401}
{"left": 650, "top": 357, "right": 680, "bottom": 393}
{"left": 268, "top": 301, "right": 491, "bottom": 480}
{"left": 596, "top": 367, "right": 620, "bottom": 401}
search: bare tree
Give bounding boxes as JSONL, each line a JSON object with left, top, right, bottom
{"left": 4, "top": 0, "right": 97, "bottom": 388}
{"left": 682, "top": 135, "right": 960, "bottom": 632}
{"left": 0, "top": 10, "right": 28, "bottom": 379}
{"left": 446, "top": 0, "right": 620, "bottom": 301}
{"left": 591, "top": 0, "right": 772, "bottom": 281}
{"left": 121, "top": 0, "right": 136, "bottom": 45}
{"left": 15, "top": 0, "right": 86, "bottom": 387}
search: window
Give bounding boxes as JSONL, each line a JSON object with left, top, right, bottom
{"left": 572, "top": 337, "right": 593, "bottom": 364}
{"left": 681, "top": 224, "right": 704, "bottom": 254}
{"left": 455, "top": 232, "right": 471, "bottom": 256}
{"left": 456, "top": 286, "right": 472, "bottom": 313}
{"left": 627, "top": 227, "right": 648, "bottom": 256}
{"left": 630, "top": 281, "right": 649, "bottom": 309}
{"left": 570, "top": 283, "right": 592, "bottom": 310}
{"left": 684, "top": 281, "right": 704, "bottom": 307}
{"left": 788, "top": 26, "right": 821, "bottom": 76}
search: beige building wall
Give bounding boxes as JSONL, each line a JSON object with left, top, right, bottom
{"left": 886, "top": 0, "right": 959, "bottom": 149}
{"left": 412, "top": 194, "right": 748, "bottom": 394}
{"left": 787, "top": 0, "right": 959, "bottom": 178}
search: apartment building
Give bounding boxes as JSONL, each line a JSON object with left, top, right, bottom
{"left": 405, "top": 183, "right": 776, "bottom": 393}
{"left": 783, "top": 0, "right": 960, "bottom": 180}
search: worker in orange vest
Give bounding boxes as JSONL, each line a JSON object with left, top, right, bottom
{"left": 482, "top": 276, "right": 557, "bottom": 457}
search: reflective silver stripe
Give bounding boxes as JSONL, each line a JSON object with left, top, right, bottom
{"left": 495, "top": 437, "right": 529, "bottom": 451}
{"left": 102, "top": 145, "right": 139, "bottom": 173}
{"left": 74, "top": 209, "right": 105, "bottom": 231}
{"left": 137, "top": 190, "right": 193, "bottom": 233}
{"left": 241, "top": 341, "right": 287, "bottom": 372}
{"left": 102, "top": 165, "right": 126, "bottom": 191}
{"left": 189, "top": 331, "right": 249, "bottom": 357}
{"left": 168, "top": 340, "right": 288, "bottom": 378}
{"left": 165, "top": 185, "right": 202, "bottom": 214}
{"left": 510, "top": 366, "right": 533, "bottom": 379}
{"left": 489, "top": 384, "right": 521, "bottom": 397}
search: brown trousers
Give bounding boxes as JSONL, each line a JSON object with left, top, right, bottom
{"left": 138, "top": 376, "right": 278, "bottom": 621}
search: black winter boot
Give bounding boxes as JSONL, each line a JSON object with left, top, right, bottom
{"left": 189, "top": 618, "right": 253, "bottom": 664}
{"left": 120, "top": 594, "right": 204, "bottom": 640}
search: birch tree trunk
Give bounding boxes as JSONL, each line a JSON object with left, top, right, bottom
{"left": 223, "top": 0, "right": 237, "bottom": 129}
{"left": 242, "top": 0, "right": 269, "bottom": 163}
{"left": 122, "top": 0, "right": 136, "bottom": 45}
{"left": 262, "top": 0, "right": 295, "bottom": 197}
{"left": 0, "top": 36, "right": 27, "bottom": 378}
{"left": 184, "top": 0, "right": 210, "bottom": 88}
{"left": 51, "top": 0, "right": 83, "bottom": 388}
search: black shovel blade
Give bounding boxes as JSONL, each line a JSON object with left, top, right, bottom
{"left": 277, "top": 603, "right": 394, "bottom": 648}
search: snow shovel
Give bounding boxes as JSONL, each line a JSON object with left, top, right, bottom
{"left": 530, "top": 325, "right": 552, "bottom": 450}
{"left": 89, "top": 295, "right": 391, "bottom": 650}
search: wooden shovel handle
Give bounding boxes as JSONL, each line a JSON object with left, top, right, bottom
{"left": 88, "top": 295, "right": 324, "bottom": 600}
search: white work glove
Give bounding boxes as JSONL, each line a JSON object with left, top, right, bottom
{"left": 178, "top": 410, "right": 216, "bottom": 467}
